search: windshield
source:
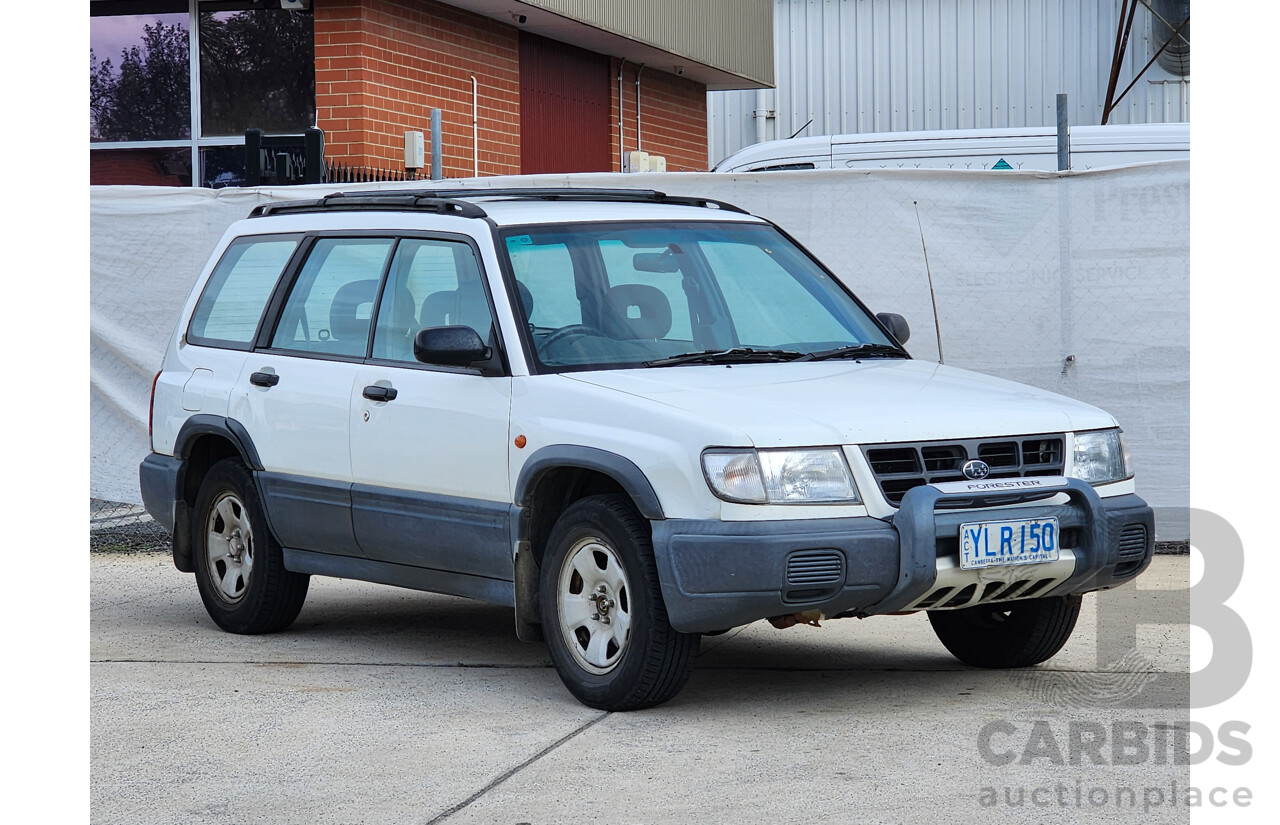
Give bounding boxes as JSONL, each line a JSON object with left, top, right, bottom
{"left": 499, "top": 221, "right": 902, "bottom": 372}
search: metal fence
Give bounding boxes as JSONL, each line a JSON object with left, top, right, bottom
{"left": 244, "top": 127, "right": 427, "bottom": 187}
{"left": 90, "top": 499, "right": 170, "bottom": 552}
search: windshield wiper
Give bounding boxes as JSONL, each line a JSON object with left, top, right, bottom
{"left": 794, "top": 343, "right": 908, "bottom": 362}
{"left": 645, "top": 347, "right": 807, "bottom": 367}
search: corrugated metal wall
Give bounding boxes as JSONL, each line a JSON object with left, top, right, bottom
{"left": 708, "top": 0, "right": 1190, "bottom": 166}
{"left": 523, "top": 0, "right": 775, "bottom": 87}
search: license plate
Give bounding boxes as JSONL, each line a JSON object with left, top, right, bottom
{"left": 959, "top": 517, "right": 1060, "bottom": 570}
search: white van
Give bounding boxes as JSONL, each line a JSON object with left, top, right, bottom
{"left": 712, "top": 122, "right": 1189, "bottom": 173}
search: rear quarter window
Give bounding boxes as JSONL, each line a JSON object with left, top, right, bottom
{"left": 188, "top": 236, "right": 300, "bottom": 348}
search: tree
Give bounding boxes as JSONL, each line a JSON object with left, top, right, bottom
{"left": 198, "top": 9, "right": 315, "bottom": 136}
{"left": 90, "top": 22, "right": 191, "bottom": 142}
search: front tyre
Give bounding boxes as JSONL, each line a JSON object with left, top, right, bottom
{"left": 540, "top": 495, "right": 699, "bottom": 710}
{"left": 928, "top": 594, "right": 1082, "bottom": 669}
{"left": 192, "top": 459, "right": 309, "bottom": 634}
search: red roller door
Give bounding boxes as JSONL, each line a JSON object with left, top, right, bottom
{"left": 519, "top": 32, "right": 611, "bottom": 174}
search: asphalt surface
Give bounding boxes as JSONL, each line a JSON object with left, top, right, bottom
{"left": 91, "top": 552, "right": 1191, "bottom": 825}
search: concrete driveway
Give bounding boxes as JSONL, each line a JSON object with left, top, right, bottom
{"left": 91, "top": 551, "right": 1190, "bottom": 825}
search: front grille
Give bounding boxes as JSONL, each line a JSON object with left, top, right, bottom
{"left": 863, "top": 434, "right": 1066, "bottom": 506}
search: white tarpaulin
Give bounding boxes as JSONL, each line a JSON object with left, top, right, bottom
{"left": 90, "top": 163, "right": 1189, "bottom": 538}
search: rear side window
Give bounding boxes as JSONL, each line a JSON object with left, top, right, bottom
{"left": 188, "top": 236, "right": 299, "bottom": 348}
{"left": 270, "top": 238, "right": 396, "bottom": 358}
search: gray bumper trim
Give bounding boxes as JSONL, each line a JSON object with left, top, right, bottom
{"left": 650, "top": 482, "right": 1153, "bottom": 633}
{"left": 138, "top": 453, "right": 182, "bottom": 533}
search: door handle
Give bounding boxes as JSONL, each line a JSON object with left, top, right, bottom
{"left": 249, "top": 371, "right": 279, "bottom": 387}
{"left": 362, "top": 385, "right": 398, "bottom": 402}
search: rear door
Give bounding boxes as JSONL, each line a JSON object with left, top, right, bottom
{"left": 349, "top": 236, "right": 514, "bottom": 580}
{"left": 169, "top": 234, "right": 301, "bottom": 444}
{"left": 230, "top": 236, "right": 397, "bottom": 556}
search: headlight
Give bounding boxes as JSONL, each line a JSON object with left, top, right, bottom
{"left": 1070, "top": 429, "right": 1133, "bottom": 485}
{"left": 702, "top": 448, "right": 861, "bottom": 504}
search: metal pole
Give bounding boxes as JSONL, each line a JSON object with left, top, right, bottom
{"left": 471, "top": 76, "right": 479, "bottom": 177}
{"left": 1056, "top": 94, "right": 1069, "bottom": 172}
{"left": 187, "top": 0, "right": 201, "bottom": 186}
{"left": 635, "top": 65, "right": 645, "bottom": 152}
{"left": 1102, "top": 0, "right": 1138, "bottom": 125}
{"left": 430, "top": 109, "right": 443, "bottom": 180}
{"left": 617, "top": 58, "right": 627, "bottom": 171}
{"left": 1107, "top": 16, "right": 1190, "bottom": 116}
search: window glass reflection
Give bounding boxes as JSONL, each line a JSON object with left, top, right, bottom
{"left": 90, "top": 2, "right": 191, "bottom": 141}
{"left": 199, "top": 6, "right": 315, "bottom": 137}
{"left": 90, "top": 147, "right": 192, "bottom": 187}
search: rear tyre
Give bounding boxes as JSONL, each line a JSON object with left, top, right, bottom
{"left": 192, "top": 459, "right": 309, "bottom": 634}
{"left": 540, "top": 494, "right": 699, "bottom": 710}
{"left": 928, "top": 595, "right": 1082, "bottom": 669}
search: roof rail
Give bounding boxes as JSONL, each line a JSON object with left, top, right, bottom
{"left": 249, "top": 193, "right": 488, "bottom": 219}
{"left": 248, "top": 187, "right": 750, "bottom": 218}
{"left": 387, "top": 187, "right": 751, "bottom": 214}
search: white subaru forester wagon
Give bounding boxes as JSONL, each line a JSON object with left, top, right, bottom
{"left": 141, "top": 187, "right": 1154, "bottom": 710}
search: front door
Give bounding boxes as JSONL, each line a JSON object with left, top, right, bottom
{"left": 348, "top": 237, "right": 513, "bottom": 580}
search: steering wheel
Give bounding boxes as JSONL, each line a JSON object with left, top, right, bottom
{"left": 540, "top": 324, "right": 607, "bottom": 351}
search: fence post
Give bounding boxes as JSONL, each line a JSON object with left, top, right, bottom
{"left": 245, "top": 128, "right": 264, "bottom": 185}
{"left": 304, "top": 127, "right": 324, "bottom": 184}
{"left": 1056, "top": 94, "right": 1070, "bottom": 172}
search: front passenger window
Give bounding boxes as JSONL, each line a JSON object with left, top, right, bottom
{"left": 270, "top": 238, "right": 395, "bottom": 357}
{"left": 372, "top": 239, "right": 493, "bottom": 362}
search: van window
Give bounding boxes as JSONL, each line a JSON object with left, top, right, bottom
{"left": 748, "top": 162, "right": 816, "bottom": 172}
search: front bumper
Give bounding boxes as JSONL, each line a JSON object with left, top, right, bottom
{"left": 651, "top": 479, "right": 1154, "bottom": 633}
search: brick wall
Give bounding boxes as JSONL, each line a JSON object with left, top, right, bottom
{"left": 610, "top": 60, "right": 709, "bottom": 173}
{"left": 312, "top": 1, "right": 710, "bottom": 177}
{"left": 314, "top": 0, "right": 521, "bottom": 177}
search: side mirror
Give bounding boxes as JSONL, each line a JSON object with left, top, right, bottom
{"left": 876, "top": 312, "right": 911, "bottom": 345}
{"left": 414, "top": 326, "right": 490, "bottom": 367}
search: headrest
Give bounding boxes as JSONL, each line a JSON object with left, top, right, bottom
{"left": 329, "top": 279, "right": 379, "bottom": 344}
{"left": 420, "top": 290, "right": 456, "bottom": 327}
{"left": 515, "top": 280, "right": 534, "bottom": 319}
{"left": 604, "top": 283, "right": 672, "bottom": 340}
